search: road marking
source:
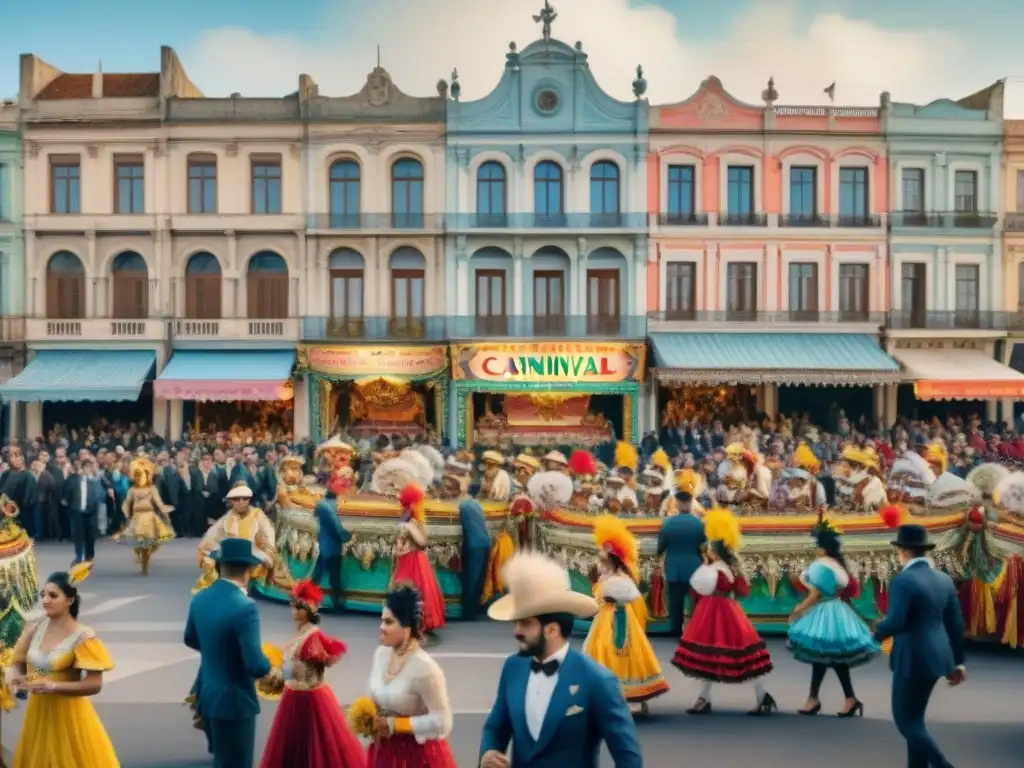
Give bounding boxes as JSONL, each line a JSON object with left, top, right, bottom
{"left": 431, "top": 652, "right": 509, "bottom": 659}
{"left": 89, "top": 621, "right": 184, "bottom": 633}
{"left": 24, "top": 595, "right": 148, "bottom": 621}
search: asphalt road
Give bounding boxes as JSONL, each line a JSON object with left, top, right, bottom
{"left": 4, "top": 539, "right": 1022, "bottom": 767}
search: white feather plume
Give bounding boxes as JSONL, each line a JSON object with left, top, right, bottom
{"left": 371, "top": 457, "right": 418, "bottom": 497}
{"left": 413, "top": 444, "right": 446, "bottom": 480}
{"left": 501, "top": 550, "right": 572, "bottom": 593}
{"left": 890, "top": 452, "right": 936, "bottom": 485}
{"left": 527, "top": 470, "right": 573, "bottom": 510}
{"left": 400, "top": 449, "right": 434, "bottom": 487}
{"left": 993, "top": 471, "right": 1024, "bottom": 513}
{"left": 967, "top": 462, "right": 1010, "bottom": 496}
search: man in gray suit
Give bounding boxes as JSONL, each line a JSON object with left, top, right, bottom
{"left": 656, "top": 483, "right": 706, "bottom": 639}
{"left": 874, "top": 524, "right": 965, "bottom": 768}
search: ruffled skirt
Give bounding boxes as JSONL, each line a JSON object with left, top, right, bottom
{"left": 671, "top": 595, "right": 773, "bottom": 683}
{"left": 14, "top": 693, "right": 120, "bottom": 768}
{"left": 118, "top": 510, "right": 175, "bottom": 550}
{"left": 391, "top": 551, "right": 446, "bottom": 633}
{"left": 366, "top": 734, "right": 456, "bottom": 768}
{"left": 584, "top": 603, "right": 669, "bottom": 703}
{"left": 260, "top": 685, "right": 367, "bottom": 768}
{"left": 787, "top": 599, "right": 880, "bottom": 667}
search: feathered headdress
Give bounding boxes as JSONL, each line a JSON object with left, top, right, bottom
{"left": 592, "top": 515, "right": 639, "bottom": 581}
{"left": 614, "top": 441, "right": 638, "bottom": 473}
{"left": 68, "top": 561, "right": 92, "bottom": 586}
{"left": 812, "top": 510, "right": 842, "bottom": 547}
{"left": 568, "top": 449, "right": 598, "bottom": 476}
{"left": 676, "top": 468, "right": 698, "bottom": 496}
{"left": 291, "top": 580, "right": 324, "bottom": 613}
{"left": 923, "top": 440, "right": 949, "bottom": 475}
{"left": 648, "top": 448, "right": 671, "bottom": 476}
{"left": 703, "top": 506, "right": 742, "bottom": 553}
{"left": 398, "top": 482, "right": 426, "bottom": 526}
{"left": 793, "top": 442, "right": 820, "bottom": 475}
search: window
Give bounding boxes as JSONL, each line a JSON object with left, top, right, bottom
{"left": 533, "top": 270, "right": 565, "bottom": 334}
{"left": 665, "top": 262, "right": 696, "bottom": 319}
{"left": 954, "top": 170, "right": 978, "bottom": 213}
{"left": 955, "top": 265, "right": 980, "bottom": 320}
{"left": 187, "top": 156, "right": 217, "bottom": 214}
{"left": 901, "top": 168, "right": 925, "bottom": 212}
{"left": 46, "top": 251, "right": 85, "bottom": 319}
{"left": 329, "top": 249, "right": 364, "bottom": 334}
{"left": 900, "top": 263, "right": 926, "bottom": 327}
{"left": 587, "top": 269, "right": 620, "bottom": 332}
{"left": 50, "top": 158, "right": 81, "bottom": 214}
{"left": 184, "top": 252, "right": 222, "bottom": 319}
{"left": 475, "top": 269, "right": 507, "bottom": 334}
{"left": 589, "top": 161, "right": 620, "bottom": 221}
{"left": 247, "top": 251, "right": 289, "bottom": 319}
{"left": 534, "top": 161, "right": 564, "bottom": 224}
{"left": 1017, "top": 170, "right": 1024, "bottom": 212}
{"left": 839, "top": 167, "right": 868, "bottom": 221}
{"left": 727, "top": 166, "right": 753, "bottom": 216}
{"left": 114, "top": 157, "right": 144, "bottom": 214}
{"left": 391, "top": 158, "right": 424, "bottom": 228}
{"left": 838, "top": 264, "right": 869, "bottom": 320}
{"left": 0, "top": 163, "right": 6, "bottom": 220}
{"left": 390, "top": 247, "right": 426, "bottom": 332}
{"left": 111, "top": 251, "right": 148, "bottom": 318}
{"left": 788, "top": 262, "right": 818, "bottom": 317}
{"left": 726, "top": 262, "right": 757, "bottom": 318}
{"left": 666, "top": 165, "right": 695, "bottom": 221}
{"left": 789, "top": 166, "right": 817, "bottom": 219}
{"left": 329, "top": 160, "right": 361, "bottom": 228}
{"left": 251, "top": 157, "right": 282, "bottom": 215}
{"left": 476, "top": 162, "right": 506, "bottom": 224}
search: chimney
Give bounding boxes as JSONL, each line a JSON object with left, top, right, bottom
{"left": 92, "top": 61, "right": 103, "bottom": 98}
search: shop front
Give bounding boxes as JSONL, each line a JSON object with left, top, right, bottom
{"left": 449, "top": 341, "right": 647, "bottom": 449}
{"left": 297, "top": 344, "right": 449, "bottom": 442}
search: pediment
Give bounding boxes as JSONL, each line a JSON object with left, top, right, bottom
{"left": 518, "top": 37, "right": 584, "bottom": 66}
{"left": 656, "top": 76, "right": 763, "bottom": 130}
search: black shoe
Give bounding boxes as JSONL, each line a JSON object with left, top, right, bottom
{"left": 798, "top": 703, "right": 822, "bottom": 716}
{"left": 686, "top": 698, "right": 712, "bottom": 715}
{"left": 747, "top": 692, "right": 778, "bottom": 716}
{"left": 837, "top": 700, "right": 864, "bottom": 718}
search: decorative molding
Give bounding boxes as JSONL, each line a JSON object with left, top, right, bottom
{"left": 226, "top": 142, "right": 239, "bottom": 157}
{"left": 86, "top": 145, "right": 98, "bottom": 159}
{"left": 25, "top": 141, "right": 39, "bottom": 159}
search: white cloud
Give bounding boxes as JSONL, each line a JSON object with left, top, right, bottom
{"left": 184, "top": 0, "right": 989, "bottom": 107}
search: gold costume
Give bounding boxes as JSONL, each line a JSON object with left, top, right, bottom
{"left": 116, "top": 458, "right": 175, "bottom": 575}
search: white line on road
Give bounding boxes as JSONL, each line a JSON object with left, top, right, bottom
{"left": 24, "top": 595, "right": 148, "bottom": 621}
{"left": 430, "top": 652, "right": 510, "bottom": 659}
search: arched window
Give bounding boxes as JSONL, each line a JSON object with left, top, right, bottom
{"left": 46, "top": 251, "right": 85, "bottom": 319}
{"left": 329, "top": 248, "right": 365, "bottom": 332}
{"left": 534, "top": 161, "right": 564, "bottom": 225}
{"left": 590, "top": 160, "right": 621, "bottom": 221}
{"left": 184, "top": 252, "right": 222, "bottom": 319}
{"left": 329, "top": 160, "right": 361, "bottom": 228}
{"left": 111, "top": 251, "right": 148, "bottom": 319}
{"left": 392, "top": 158, "right": 424, "bottom": 228}
{"left": 476, "top": 161, "right": 507, "bottom": 223}
{"left": 247, "top": 251, "right": 289, "bottom": 319}
{"left": 390, "top": 247, "right": 425, "bottom": 333}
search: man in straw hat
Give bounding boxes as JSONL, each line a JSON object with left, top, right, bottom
{"left": 873, "top": 524, "right": 965, "bottom": 768}
{"left": 479, "top": 552, "right": 642, "bottom": 768}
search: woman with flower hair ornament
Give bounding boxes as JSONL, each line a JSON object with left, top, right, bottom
{"left": 390, "top": 484, "right": 445, "bottom": 635}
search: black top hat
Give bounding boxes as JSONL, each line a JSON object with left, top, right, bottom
{"left": 891, "top": 524, "right": 935, "bottom": 550}
{"left": 210, "top": 537, "right": 264, "bottom": 567}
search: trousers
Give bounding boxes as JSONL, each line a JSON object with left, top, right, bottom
{"left": 70, "top": 511, "right": 97, "bottom": 563}
{"left": 667, "top": 580, "right": 691, "bottom": 639}
{"left": 891, "top": 676, "right": 954, "bottom": 768}
{"left": 311, "top": 554, "right": 344, "bottom": 608}
{"left": 460, "top": 544, "right": 488, "bottom": 620}
{"left": 209, "top": 716, "right": 256, "bottom": 768}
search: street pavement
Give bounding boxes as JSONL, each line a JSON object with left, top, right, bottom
{"left": 4, "top": 539, "right": 1022, "bottom": 767}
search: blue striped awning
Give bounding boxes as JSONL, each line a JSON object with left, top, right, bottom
{"left": 651, "top": 333, "right": 900, "bottom": 386}
{"left": 155, "top": 350, "right": 295, "bottom": 401}
{"left": 0, "top": 350, "right": 156, "bottom": 402}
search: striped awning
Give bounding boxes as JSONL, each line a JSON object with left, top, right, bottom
{"left": 154, "top": 350, "right": 295, "bottom": 401}
{"left": 894, "top": 348, "right": 1024, "bottom": 400}
{"left": 0, "top": 350, "right": 156, "bottom": 402}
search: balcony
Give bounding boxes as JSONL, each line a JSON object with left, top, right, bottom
{"left": 648, "top": 310, "right": 885, "bottom": 331}
{"left": 779, "top": 214, "right": 830, "bottom": 228}
{"left": 889, "top": 211, "right": 997, "bottom": 229}
{"left": 169, "top": 213, "right": 304, "bottom": 234}
{"left": 1005, "top": 213, "right": 1024, "bottom": 233}
{"left": 777, "top": 214, "right": 882, "bottom": 229}
{"left": 889, "top": 212, "right": 942, "bottom": 228}
{"left": 26, "top": 317, "right": 168, "bottom": 343}
{"left": 886, "top": 310, "right": 1006, "bottom": 332}
{"left": 171, "top": 317, "right": 300, "bottom": 345}
{"left": 301, "top": 314, "right": 648, "bottom": 342}
{"left": 444, "top": 213, "right": 648, "bottom": 230}
{"left": 834, "top": 213, "right": 883, "bottom": 228}
{"left": 719, "top": 212, "right": 767, "bottom": 227}
{"left": 308, "top": 213, "right": 445, "bottom": 232}
{"left": 0, "top": 316, "right": 25, "bottom": 343}
{"left": 24, "top": 213, "right": 159, "bottom": 235}
{"left": 657, "top": 212, "right": 710, "bottom": 227}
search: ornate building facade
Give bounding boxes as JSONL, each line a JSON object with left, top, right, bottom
{"left": 0, "top": 102, "right": 25, "bottom": 436}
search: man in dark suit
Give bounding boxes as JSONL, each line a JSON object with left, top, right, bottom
{"left": 191, "top": 453, "right": 224, "bottom": 535}
{"left": 874, "top": 524, "right": 965, "bottom": 768}
{"left": 458, "top": 498, "right": 492, "bottom": 620}
{"left": 65, "top": 456, "right": 103, "bottom": 565}
{"left": 185, "top": 538, "right": 279, "bottom": 768}
{"left": 311, "top": 489, "right": 351, "bottom": 612}
{"left": 656, "top": 479, "right": 706, "bottom": 639}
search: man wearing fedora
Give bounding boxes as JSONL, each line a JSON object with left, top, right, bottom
{"left": 480, "top": 551, "right": 642, "bottom": 768}
{"left": 185, "top": 537, "right": 281, "bottom": 768}
{"left": 874, "top": 524, "right": 966, "bottom": 768}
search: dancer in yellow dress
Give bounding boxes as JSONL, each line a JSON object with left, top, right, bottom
{"left": 582, "top": 515, "right": 669, "bottom": 715}
{"left": 10, "top": 563, "right": 119, "bottom": 768}
{"left": 115, "top": 456, "right": 175, "bottom": 575}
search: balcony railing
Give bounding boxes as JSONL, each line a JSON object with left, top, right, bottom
{"left": 890, "top": 211, "right": 997, "bottom": 229}
{"left": 25, "top": 318, "right": 168, "bottom": 342}
{"left": 719, "top": 212, "right": 767, "bottom": 227}
{"left": 301, "top": 314, "right": 648, "bottom": 342}
{"left": 835, "top": 213, "right": 882, "bottom": 228}
{"left": 886, "top": 310, "right": 1005, "bottom": 331}
{"left": 779, "top": 214, "right": 829, "bottom": 228}
{"left": 889, "top": 212, "right": 942, "bottom": 228}
{"left": 444, "top": 213, "right": 648, "bottom": 229}
{"left": 308, "top": 213, "right": 444, "bottom": 231}
{"left": 1005, "top": 212, "right": 1024, "bottom": 233}
{"left": 648, "top": 310, "right": 884, "bottom": 325}
{"left": 657, "top": 212, "right": 710, "bottom": 227}
{"left": 171, "top": 317, "right": 300, "bottom": 343}
{"left": 777, "top": 214, "right": 882, "bottom": 228}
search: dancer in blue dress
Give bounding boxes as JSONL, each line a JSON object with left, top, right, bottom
{"left": 788, "top": 515, "right": 879, "bottom": 717}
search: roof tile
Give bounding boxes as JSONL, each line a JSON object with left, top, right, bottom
{"left": 36, "top": 73, "right": 160, "bottom": 100}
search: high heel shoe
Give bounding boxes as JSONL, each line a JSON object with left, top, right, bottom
{"left": 837, "top": 700, "right": 864, "bottom": 718}
{"left": 686, "top": 698, "right": 712, "bottom": 715}
{"left": 798, "top": 703, "right": 822, "bottom": 716}
{"left": 747, "top": 692, "right": 778, "bottom": 716}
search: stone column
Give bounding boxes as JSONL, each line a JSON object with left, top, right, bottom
{"left": 226, "top": 231, "right": 239, "bottom": 316}
{"left": 455, "top": 235, "right": 469, "bottom": 316}
{"left": 293, "top": 375, "right": 310, "bottom": 441}
{"left": 512, "top": 236, "right": 524, "bottom": 317}
{"left": 633, "top": 235, "right": 647, "bottom": 317}
{"left": 575, "top": 237, "right": 588, "bottom": 316}
{"left": 85, "top": 231, "right": 97, "bottom": 317}
{"left": 169, "top": 400, "right": 184, "bottom": 439}
{"left": 152, "top": 398, "right": 169, "bottom": 440}
{"left": 26, "top": 402, "right": 42, "bottom": 441}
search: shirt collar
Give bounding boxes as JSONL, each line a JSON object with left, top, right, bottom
{"left": 223, "top": 578, "right": 248, "bottom": 595}
{"left": 904, "top": 556, "right": 932, "bottom": 570}
{"left": 541, "top": 642, "right": 571, "bottom": 666}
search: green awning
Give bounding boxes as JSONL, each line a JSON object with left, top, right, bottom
{"left": 0, "top": 350, "right": 156, "bottom": 402}
{"left": 651, "top": 333, "right": 900, "bottom": 386}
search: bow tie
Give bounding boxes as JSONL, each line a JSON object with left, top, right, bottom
{"left": 530, "top": 659, "right": 559, "bottom": 677}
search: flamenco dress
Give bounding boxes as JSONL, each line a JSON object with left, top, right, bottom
{"left": 365, "top": 645, "right": 456, "bottom": 768}
{"left": 260, "top": 628, "right": 366, "bottom": 768}
{"left": 390, "top": 524, "right": 446, "bottom": 633}
{"left": 671, "top": 561, "right": 773, "bottom": 683}
{"left": 787, "top": 559, "right": 880, "bottom": 667}
{"left": 13, "top": 619, "right": 120, "bottom": 768}
{"left": 583, "top": 574, "right": 669, "bottom": 703}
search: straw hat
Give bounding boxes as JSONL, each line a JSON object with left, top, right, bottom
{"left": 481, "top": 450, "right": 505, "bottom": 465}
{"left": 316, "top": 436, "right": 354, "bottom": 455}
{"left": 543, "top": 451, "right": 568, "bottom": 466}
{"left": 514, "top": 453, "right": 541, "bottom": 471}
{"left": 487, "top": 552, "right": 598, "bottom": 621}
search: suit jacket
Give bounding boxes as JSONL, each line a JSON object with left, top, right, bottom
{"left": 64, "top": 474, "right": 103, "bottom": 515}
{"left": 191, "top": 467, "right": 224, "bottom": 522}
{"left": 459, "top": 504, "right": 491, "bottom": 553}
{"left": 874, "top": 560, "right": 965, "bottom": 680}
{"left": 480, "top": 648, "right": 642, "bottom": 768}
{"left": 656, "top": 512, "right": 706, "bottom": 583}
{"left": 314, "top": 496, "right": 351, "bottom": 560}
{"left": 184, "top": 578, "right": 272, "bottom": 721}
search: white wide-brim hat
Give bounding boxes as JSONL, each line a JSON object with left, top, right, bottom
{"left": 487, "top": 552, "right": 598, "bottom": 621}
{"left": 226, "top": 485, "right": 254, "bottom": 500}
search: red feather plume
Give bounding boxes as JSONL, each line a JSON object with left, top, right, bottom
{"left": 880, "top": 503, "right": 902, "bottom": 529}
{"left": 399, "top": 483, "right": 425, "bottom": 511}
{"left": 568, "top": 450, "right": 598, "bottom": 476}
{"left": 292, "top": 580, "right": 324, "bottom": 608}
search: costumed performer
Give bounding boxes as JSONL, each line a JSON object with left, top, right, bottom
{"left": 671, "top": 506, "right": 776, "bottom": 716}
{"left": 584, "top": 515, "right": 669, "bottom": 714}
{"left": 656, "top": 469, "right": 707, "bottom": 639}
{"left": 480, "top": 551, "right": 642, "bottom": 768}
{"left": 311, "top": 486, "right": 352, "bottom": 613}
{"left": 365, "top": 583, "right": 456, "bottom": 768}
{"left": 10, "top": 563, "right": 120, "bottom": 768}
{"left": 260, "top": 580, "right": 366, "bottom": 768}
{"left": 0, "top": 476, "right": 39, "bottom": 648}
{"left": 788, "top": 514, "right": 879, "bottom": 717}
{"left": 116, "top": 456, "right": 175, "bottom": 576}
{"left": 458, "top": 498, "right": 491, "bottom": 621}
{"left": 391, "top": 483, "right": 446, "bottom": 635}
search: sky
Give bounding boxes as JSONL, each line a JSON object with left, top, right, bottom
{"left": 3, "top": 0, "right": 1024, "bottom": 112}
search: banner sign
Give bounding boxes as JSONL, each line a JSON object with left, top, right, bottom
{"left": 451, "top": 342, "right": 646, "bottom": 384}
{"left": 298, "top": 345, "right": 448, "bottom": 378}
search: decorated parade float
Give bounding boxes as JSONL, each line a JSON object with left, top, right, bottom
{"left": 0, "top": 493, "right": 39, "bottom": 648}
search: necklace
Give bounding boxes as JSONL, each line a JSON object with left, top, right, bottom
{"left": 384, "top": 640, "right": 418, "bottom": 682}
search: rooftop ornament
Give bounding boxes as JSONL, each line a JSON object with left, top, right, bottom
{"left": 761, "top": 76, "right": 778, "bottom": 106}
{"left": 632, "top": 66, "right": 647, "bottom": 100}
{"left": 450, "top": 68, "right": 461, "bottom": 101}
{"left": 533, "top": 1, "right": 557, "bottom": 41}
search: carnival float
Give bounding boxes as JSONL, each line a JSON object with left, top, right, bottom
{"left": 0, "top": 493, "right": 39, "bottom": 648}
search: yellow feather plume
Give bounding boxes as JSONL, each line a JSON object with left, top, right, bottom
{"left": 68, "top": 561, "right": 92, "bottom": 586}
{"left": 703, "top": 506, "right": 742, "bottom": 553}
{"left": 614, "top": 441, "right": 638, "bottom": 473}
{"left": 676, "top": 468, "right": 698, "bottom": 496}
{"left": 649, "top": 449, "right": 671, "bottom": 475}
{"left": 793, "top": 442, "right": 819, "bottom": 473}
{"left": 592, "top": 515, "right": 638, "bottom": 581}
{"left": 348, "top": 695, "right": 379, "bottom": 737}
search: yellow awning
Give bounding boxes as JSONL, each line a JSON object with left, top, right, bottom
{"left": 894, "top": 348, "right": 1024, "bottom": 400}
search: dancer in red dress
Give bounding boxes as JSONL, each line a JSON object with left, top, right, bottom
{"left": 390, "top": 484, "right": 445, "bottom": 635}
{"left": 260, "top": 580, "right": 367, "bottom": 768}
{"left": 671, "top": 506, "right": 777, "bottom": 716}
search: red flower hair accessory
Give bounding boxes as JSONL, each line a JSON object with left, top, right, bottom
{"left": 292, "top": 580, "right": 324, "bottom": 612}
{"left": 880, "top": 503, "right": 903, "bottom": 529}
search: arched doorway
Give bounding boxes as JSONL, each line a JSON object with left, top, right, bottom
{"left": 46, "top": 251, "right": 86, "bottom": 319}
{"left": 111, "top": 251, "right": 148, "bottom": 318}
{"left": 329, "top": 248, "right": 365, "bottom": 336}
{"left": 184, "top": 252, "right": 222, "bottom": 319}
{"left": 247, "top": 251, "right": 289, "bottom": 319}
{"left": 389, "top": 247, "right": 425, "bottom": 335}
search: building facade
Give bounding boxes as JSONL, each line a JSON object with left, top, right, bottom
{"left": 883, "top": 82, "right": 1021, "bottom": 423}
{"left": 0, "top": 102, "right": 25, "bottom": 437}
{"left": 646, "top": 77, "right": 898, "bottom": 430}
{"left": 1003, "top": 120, "right": 1024, "bottom": 411}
